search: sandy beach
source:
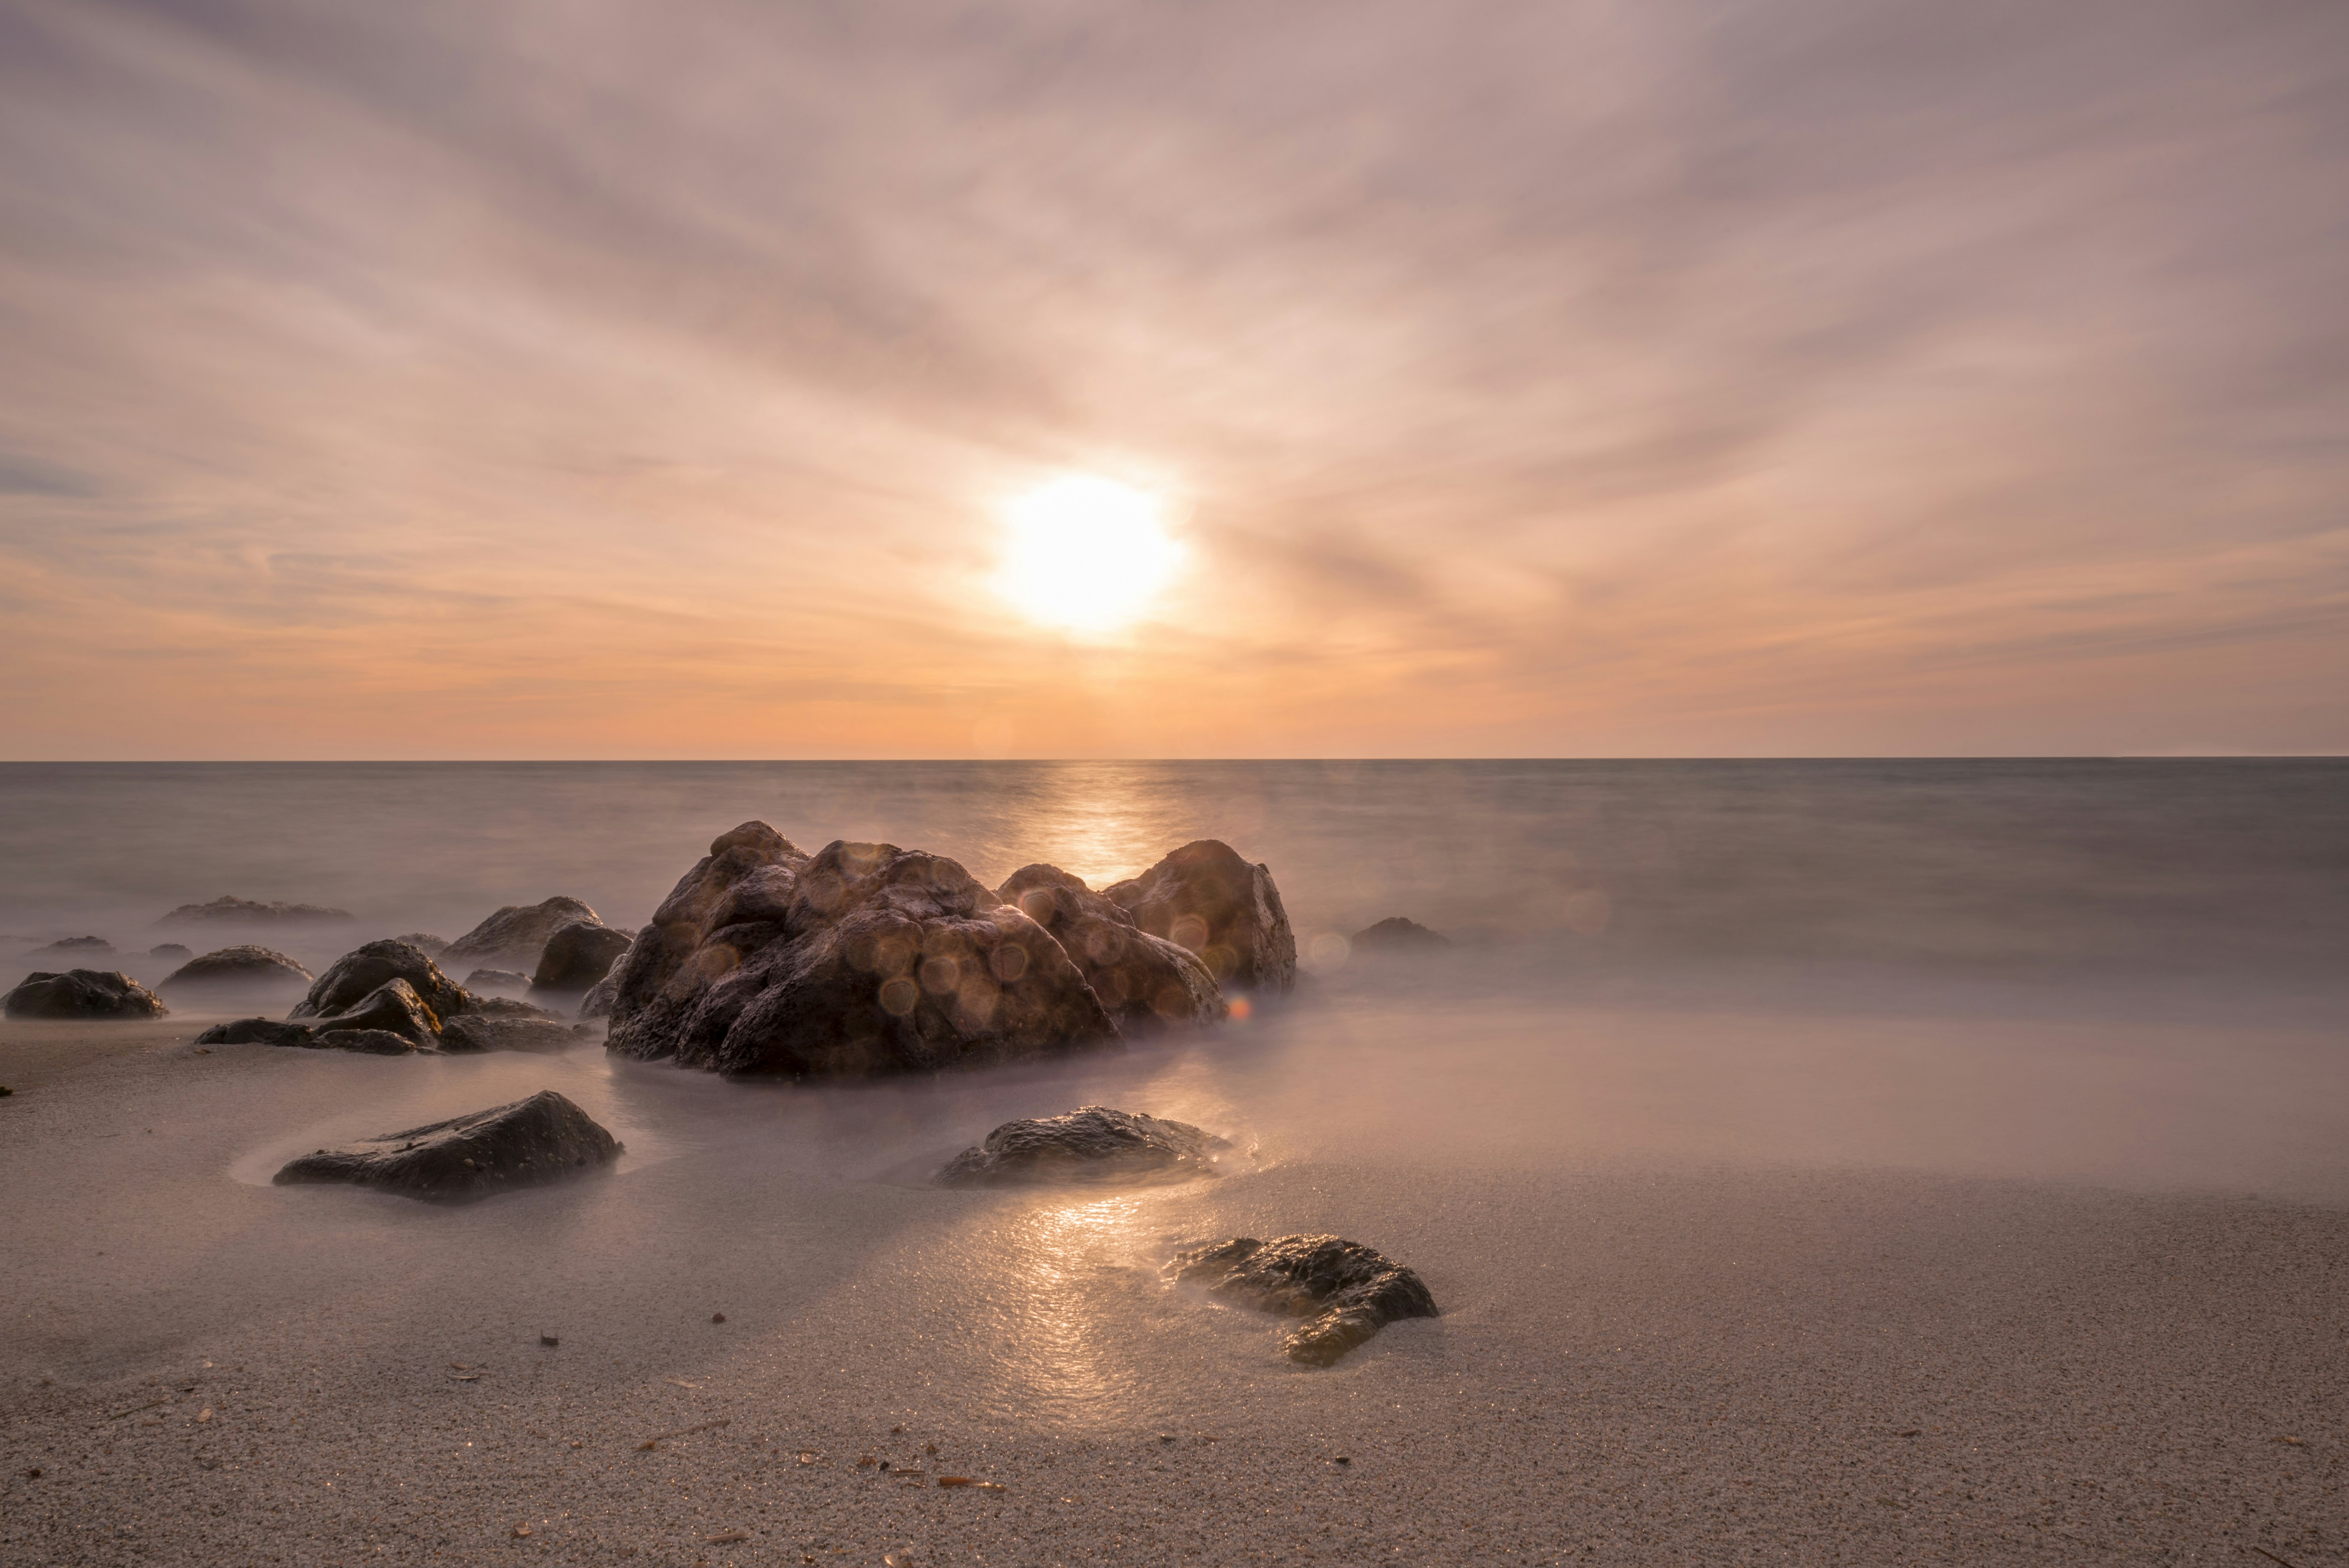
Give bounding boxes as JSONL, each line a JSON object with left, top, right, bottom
{"left": 4, "top": 977, "right": 2343, "bottom": 1567}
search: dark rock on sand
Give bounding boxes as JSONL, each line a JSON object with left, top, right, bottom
{"left": 291, "top": 940, "right": 472, "bottom": 1024}
{"left": 1106, "top": 841, "right": 1297, "bottom": 993}
{"left": 393, "top": 932, "right": 449, "bottom": 957}
{"left": 149, "top": 943, "right": 193, "bottom": 961}
{"left": 1351, "top": 917, "right": 1453, "bottom": 951}
{"left": 193, "top": 1017, "right": 317, "bottom": 1047}
{"left": 440, "top": 1014, "right": 580, "bottom": 1054}
{"left": 4, "top": 970, "right": 168, "bottom": 1020}
{"left": 531, "top": 920, "right": 634, "bottom": 993}
{"left": 159, "top": 945, "right": 315, "bottom": 995}
{"left": 607, "top": 824, "right": 1118, "bottom": 1078}
{"left": 272, "top": 1090, "right": 622, "bottom": 1204}
{"left": 938, "top": 1106, "right": 1232, "bottom": 1187}
{"left": 998, "top": 866, "right": 1224, "bottom": 1030}
{"left": 309, "top": 979, "right": 443, "bottom": 1047}
{"left": 160, "top": 896, "right": 355, "bottom": 927}
{"left": 442, "top": 897, "right": 602, "bottom": 971}
{"left": 313, "top": 1028, "right": 423, "bottom": 1055}
{"left": 463, "top": 968, "right": 533, "bottom": 994}
{"left": 1165, "top": 1234, "right": 1438, "bottom": 1366}
{"left": 28, "top": 935, "right": 114, "bottom": 958}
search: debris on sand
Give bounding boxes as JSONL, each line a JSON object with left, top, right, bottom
{"left": 1166, "top": 1233, "right": 1438, "bottom": 1366}
{"left": 938, "top": 1476, "right": 1005, "bottom": 1490}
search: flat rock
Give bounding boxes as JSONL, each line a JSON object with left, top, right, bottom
{"left": 159, "top": 896, "right": 355, "bottom": 927}
{"left": 1165, "top": 1234, "right": 1438, "bottom": 1366}
{"left": 937, "top": 1106, "right": 1232, "bottom": 1187}
{"left": 4, "top": 969, "right": 169, "bottom": 1020}
{"left": 463, "top": 968, "right": 533, "bottom": 994}
{"left": 313, "top": 1028, "right": 423, "bottom": 1055}
{"left": 292, "top": 940, "right": 472, "bottom": 1024}
{"left": 159, "top": 945, "right": 315, "bottom": 994}
{"left": 310, "top": 978, "right": 442, "bottom": 1046}
{"left": 272, "top": 1090, "right": 623, "bottom": 1204}
{"left": 440, "top": 1014, "right": 581, "bottom": 1054}
{"left": 531, "top": 920, "right": 634, "bottom": 992}
{"left": 1106, "top": 841, "right": 1297, "bottom": 994}
{"left": 193, "top": 1017, "right": 318, "bottom": 1047}
{"left": 997, "top": 866, "right": 1224, "bottom": 1031}
{"left": 442, "top": 897, "right": 602, "bottom": 971}
{"left": 1351, "top": 916, "right": 1453, "bottom": 951}
{"left": 607, "top": 825, "right": 1118, "bottom": 1078}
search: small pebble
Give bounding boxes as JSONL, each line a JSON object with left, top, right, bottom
{"left": 711, "top": 1313, "right": 726, "bottom": 1324}
{"left": 540, "top": 1335, "right": 560, "bottom": 1347}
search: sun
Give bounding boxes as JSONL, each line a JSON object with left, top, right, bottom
{"left": 996, "top": 475, "right": 1184, "bottom": 632}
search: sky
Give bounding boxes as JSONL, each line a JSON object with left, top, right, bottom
{"left": 0, "top": 0, "right": 2343, "bottom": 760}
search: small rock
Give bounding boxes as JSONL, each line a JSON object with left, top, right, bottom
{"left": 392, "top": 932, "right": 449, "bottom": 956}
{"left": 271, "top": 1089, "right": 623, "bottom": 1203}
{"left": 309, "top": 979, "right": 442, "bottom": 1046}
{"left": 1349, "top": 917, "right": 1452, "bottom": 951}
{"left": 193, "top": 1017, "right": 317, "bottom": 1047}
{"left": 313, "top": 1028, "right": 422, "bottom": 1055}
{"left": 292, "top": 940, "right": 471, "bottom": 1025}
{"left": 3, "top": 970, "right": 168, "bottom": 1020}
{"left": 440, "top": 1014, "right": 578, "bottom": 1053}
{"left": 462, "top": 968, "right": 533, "bottom": 994}
{"left": 443, "top": 897, "right": 604, "bottom": 971}
{"left": 937, "top": 1106, "right": 1231, "bottom": 1187}
{"left": 530, "top": 920, "right": 634, "bottom": 993}
{"left": 26, "top": 935, "right": 113, "bottom": 958}
{"left": 540, "top": 1335, "right": 559, "bottom": 1348}
{"left": 158, "top": 945, "right": 314, "bottom": 996}
{"left": 711, "top": 1313, "right": 726, "bottom": 1323}
{"left": 1165, "top": 1234, "right": 1437, "bottom": 1366}
{"left": 147, "top": 943, "right": 193, "bottom": 961}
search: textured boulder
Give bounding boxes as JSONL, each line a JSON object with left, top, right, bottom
{"left": 442, "top": 897, "right": 602, "bottom": 971}
{"left": 997, "top": 866, "right": 1224, "bottom": 1030}
{"left": 607, "top": 825, "right": 1119, "bottom": 1078}
{"left": 1105, "top": 841, "right": 1297, "bottom": 993}
{"left": 393, "top": 932, "right": 449, "bottom": 957}
{"left": 194, "top": 1016, "right": 317, "bottom": 1047}
{"left": 4, "top": 970, "right": 168, "bottom": 1020}
{"left": 28, "top": 936, "right": 113, "bottom": 958}
{"left": 310, "top": 979, "right": 442, "bottom": 1046}
{"left": 148, "top": 943, "right": 193, "bottom": 961}
{"left": 462, "top": 968, "right": 532, "bottom": 994}
{"left": 272, "top": 1090, "right": 622, "bottom": 1204}
{"left": 291, "top": 940, "right": 471, "bottom": 1023}
{"left": 159, "top": 896, "right": 355, "bottom": 927}
{"left": 470, "top": 994, "right": 564, "bottom": 1021}
{"left": 313, "top": 1028, "right": 423, "bottom": 1055}
{"left": 440, "top": 1014, "right": 580, "bottom": 1054}
{"left": 938, "top": 1106, "right": 1231, "bottom": 1187}
{"left": 531, "top": 920, "right": 634, "bottom": 993}
{"left": 577, "top": 949, "right": 633, "bottom": 1019}
{"left": 1166, "top": 1234, "right": 1438, "bottom": 1366}
{"left": 159, "top": 945, "right": 314, "bottom": 996}
{"left": 1351, "top": 917, "right": 1453, "bottom": 951}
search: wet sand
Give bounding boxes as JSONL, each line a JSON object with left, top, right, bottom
{"left": 2, "top": 988, "right": 2345, "bottom": 1566}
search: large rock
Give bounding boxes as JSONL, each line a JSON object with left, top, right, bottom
{"left": 1105, "top": 841, "right": 1297, "bottom": 993}
{"left": 310, "top": 978, "right": 442, "bottom": 1046}
{"left": 194, "top": 1016, "right": 317, "bottom": 1047}
{"left": 4, "top": 970, "right": 168, "bottom": 1020}
{"left": 1165, "top": 1234, "right": 1438, "bottom": 1366}
{"left": 997, "top": 865, "right": 1224, "bottom": 1030}
{"left": 607, "top": 825, "right": 1119, "bottom": 1078}
{"left": 938, "top": 1106, "right": 1231, "bottom": 1187}
{"left": 159, "top": 896, "right": 355, "bottom": 927}
{"left": 530, "top": 920, "right": 634, "bottom": 993}
{"left": 291, "top": 940, "right": 471, "bottom": 1023}
{"left": 442, "top": 897, "right": 602, "bottom": 971}
{"left": 440, "top": 1014, "right": 580, "bottom": 1054}
{"left": 1350, "top": 917, "right": 1453, "bottom": 952}
{"left": 272, "top": 1090, "right": 623, "bottom": 1204}
{"left": 159, "top": 945, "right": 314, "bottom": 996}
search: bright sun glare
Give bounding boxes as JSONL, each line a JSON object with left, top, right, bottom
{"left": 997, "top": 475, "right": 1183, "bottom": 632}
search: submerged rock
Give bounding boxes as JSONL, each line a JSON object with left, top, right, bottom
{"left": 313, "top": 1028, "right": 423, "bottom": 1055}
{"left": 272, "top": 1090, "right": 623, "bottom": 1204}
{"left": 159, "top": 896, "right": 355, "bottom": 927}
{"left": 442, "top": 897, "right": 602, "bottom": 971}
{"left": 1165, "top": 1234, "right": 1438, "bottom": 1366}
{"left": 4, "top": 969, "right": 168, "bottom": 1020}
{"left": 291, "top": 940, "right": 471, "bottom": 1024}
{"left": 463, "top": 968, "right": 532, "bottom": 994}
{"left": 1106, "top": 841, "right": 1297, "bottom": 994}
{"left": 1350, "top": 917, "right": 1453, "bottom": 951}
{"left": 938, "top": 1106, "right": 1231, "bottom": 1187}
{"left": 193, "top": 1016, "right": 318, "bottom": 1047}
{"left": 159, "top": 945, "right": 314, "bottom": 995}
{"left": 607, "top": 825, "right": 1117, "bottom": 1078}
{"left": 28, "top": 935, "right": 114, "bottom": 958}
{"left": 440, "top": 1014, "right": 581, "bottom": 1054}
{"left": 149, "top": 943, "right": 193, "bottom": 961}
{"left": 311, "top": 978, "right": 442, "bottom": 1046}
{"left": 997, "top": 866, "right": 1224, "bottom": 1031}
{"left": 531, "top": 920, "right": 634, "bottom": 993}
{"left": 393, "top": 932, "right": 450, "bottom": 957}
{"left": 469, "top": 994, "right": 564, "bottom": 1021}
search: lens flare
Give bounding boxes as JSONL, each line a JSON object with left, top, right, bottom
{"left": 997, "top": 476, "right": 1183, "bottom": 632}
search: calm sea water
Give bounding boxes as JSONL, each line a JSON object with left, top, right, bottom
{"left": 2, "top": 760, "right": 2343, "bottom": 1013}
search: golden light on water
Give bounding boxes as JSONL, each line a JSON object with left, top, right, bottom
{"left": 996, "top": 476, "right": 1183, "bottom": 633}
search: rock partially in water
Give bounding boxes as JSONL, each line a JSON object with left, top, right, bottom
{"left": 937, "top": 1106, "right": 1232, "bottom": 1187}
{"left": 28, "top": 935, "right": 114, "bottom": 958}
{"left": 4, "top": 969, "right": 168, "bottom": 1020}
{"left": 577, "top": 944, "right": 636, "bottom": 1019}
{"left": 292, "top": 940, "right": 472, "bottom": 1024}
{"left": 1165, "top": 1234, "right": 1438, "bottom": 1366}
{"left": 440, "top": 1014, "right": 581, "bottom": 1054}
{"left": 272, "top": 1090, "right": 623, "bottom": 1203}
{"left": 607, "top": 825, "right": 1118, "bottom": 1078}
{"left": 194, "top": 1016, "right": 317, "bottom": 1047}
{"left": 463, "top": 968, "right": 533, "bottom": 995}
{"left": 1106, "top": 841, "right": 1297, "bottom": 994}
{"left": 997, "top": 866, "right": 1224, "bottom": 1032}
{"left": 469, "top": 995, "right": 565, "bottom": 1021}
{"left": 159, "top": 945, "right": 315, "bottom": 996}
{"left": 310, "top": 979, "right": 442, "bottom": 1046}
{"left": 1350, "top": 917, "right": 1453, "bottom": 951}
{"left": 313, "top": 1028, "right": 423, "bottom": 1055}
{"left": 442, "top": 897, "right": 602, "bottom": 972}
{"left": 159, "top": 896, "right": 356, "bottom": 927}
{"left": 393, "top": 932, "right": 450, "bottom": 957}
{"left": 531, "top": 920, "right": 634, "bottom": 993}
{"left": 149, "top": 943, "right": 193, "bottom": 961}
